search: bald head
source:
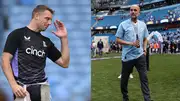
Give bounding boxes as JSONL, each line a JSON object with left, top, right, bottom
{"left": 130, "top": 4, "right": 140, "bottom": 20}
{"left": 130, "top": 4, "right": 140, "bottom": 11}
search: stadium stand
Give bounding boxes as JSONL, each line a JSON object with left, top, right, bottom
{"left": 92, "top": 3, "right": 180, "bottom": 27}
{"left": 91, "top": 0, "right": 180, "bottom": 54}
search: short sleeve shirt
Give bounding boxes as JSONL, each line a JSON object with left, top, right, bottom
{"left": 3, "top": 27, "right": 62, "bottom": 84}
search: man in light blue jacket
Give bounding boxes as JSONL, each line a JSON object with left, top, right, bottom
{"left": 115, "top": 4, "right": 152, "bottom": 101}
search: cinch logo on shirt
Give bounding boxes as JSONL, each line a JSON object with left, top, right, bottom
{"left": 25, "top": 46, "right": 45, "bottom": 57}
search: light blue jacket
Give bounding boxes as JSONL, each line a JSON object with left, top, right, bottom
{"left": 115, "top": 19, "right": 149, "bottom": 62}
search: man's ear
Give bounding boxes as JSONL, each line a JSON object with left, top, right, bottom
{"left": 34, "top": 12, "right": 40, "bottom": 20}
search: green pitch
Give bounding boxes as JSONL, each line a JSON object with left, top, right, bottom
{"left": 92, "top": 54, "right": 180, "bottom": 101}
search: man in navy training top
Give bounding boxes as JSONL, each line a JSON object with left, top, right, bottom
{"left": 1, "top": 5, "right": 70, "bottom": 101}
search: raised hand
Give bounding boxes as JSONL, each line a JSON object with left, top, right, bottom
{"left": 52, "top": 20, "right": 68, "bottom": 38}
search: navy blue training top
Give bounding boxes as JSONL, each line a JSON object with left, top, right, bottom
{"left": 3, "top": 27, "right": 62, "bottom": 84}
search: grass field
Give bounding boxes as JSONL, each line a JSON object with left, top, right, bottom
{"left": 91, "top": 52, "right": 121, "bottom": 58}
{"left": 92, "top": 54, "right": 180, "bottom": 101}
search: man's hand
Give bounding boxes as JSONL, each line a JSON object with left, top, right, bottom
{"left": 52, "top": 20, "right": 68, "bottom": 38}
{"left": 132, "top": 40, "right": 140, "bottom": 48}
{"left": 12, "top": 84, "right": 27, "bottom": 98}
{"left": 143, "top": 50, "right": 147, "bottom": 56}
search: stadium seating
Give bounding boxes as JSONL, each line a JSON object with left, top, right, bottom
{"left": 124, "top": 0, "right": 164, "bottom": 5}
{"left": 93, "top": 15, "right": 128, "bottom": 27}
{"left": 92, "top": 4, "right": 180, "bottom": 27}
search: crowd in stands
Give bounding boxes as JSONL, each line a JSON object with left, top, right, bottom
{"left": 151, "top": 29, "right": 180, "bottom": 54}
{"left": 91, "top": 29, "right": 180, "bottom": 58}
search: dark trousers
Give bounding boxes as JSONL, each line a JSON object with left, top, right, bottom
{"left": 98, "top": 48, "right": 103, "bottom": 56}
{"left": 131, "top": 48, "right": 150, "bottom": 74}
{"left": 14, "top": 85, "right": 41, "bottom": 101}
{"left": 146, "top": 47, "right": 150, "bottom": 71}
{"left": 121, "top": 54, "right": 151, "bottom": 101}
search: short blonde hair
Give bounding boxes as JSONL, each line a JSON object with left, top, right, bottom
{"left": 32, "top": 5, "right": 54, "bottom": 19}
